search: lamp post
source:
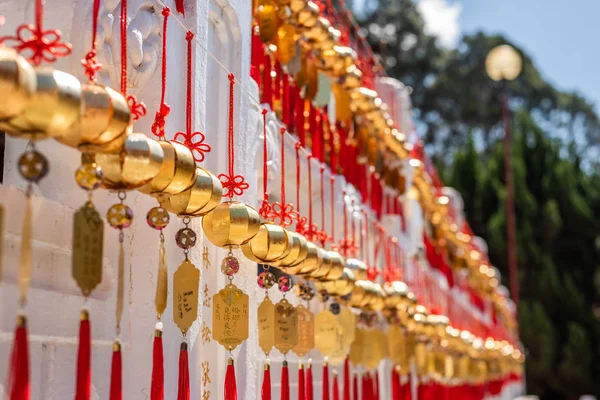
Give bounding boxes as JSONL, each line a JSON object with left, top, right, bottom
{"left": 485, "top": 44, "right": 523, "bottom": 311}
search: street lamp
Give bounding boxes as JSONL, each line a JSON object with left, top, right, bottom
{"left": 485, "top": 44, "right": 523, "bottom": 312}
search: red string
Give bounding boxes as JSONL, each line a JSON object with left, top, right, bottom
{"left": 317, "top": 165, "right": 331, "bottom": 246}
{"left": 81, "top": 0, "right": 102, "bottom": 81}
{"left": 173, "top": 31, "right": 211, "bottom": 162}
{"left": 150, "top": 331, "right": 164, "bottom": 400}
{"left": 177, "top": 342, "right": 190, "bottom": 400}
{"left": 298, "top": 364, "right": 305, "bottom": 400}
{"left": 109, "top": 342, "right": 122, "bottom": 400}
{"left": 151, "top": 7, "right": 171, "bottom": 138}
{"left": 219, "top": 74, "right": 250, "bottom": 198}
{"left": 266, "top": 128, "right": 298, "bottom": 226}
{"left": 304, "top": 154, "right": 319, "bottom": 242}
{"left": 7, "top": 316, "right": 30, "bottom": 400}
{"left": 261, "top": 363, "right": 271, "bottom": 400}
{"left": 119, "top": 0, "right": 146, "bottom": 121}
{"left": 296, "top": 142, "right": 302, "bottom": 211}
{"left": 75, "top": 313, "right": 91, "bottom": 400}
{"left": 259, "top": 109, "right": 271, "bottom": 218}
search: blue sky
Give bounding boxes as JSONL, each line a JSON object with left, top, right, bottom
{"left": 417, "top": 0, "right": 599, "bottom": 112}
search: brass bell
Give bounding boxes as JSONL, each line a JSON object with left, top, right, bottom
{"left": 96, "top": 133, "right": 164, "bottom": 190}
{"left": 295, "top": 1, "right": 319, "bottom": 29}
{"left": 162, "top": 167, "right": 222, "bottom": 216}
{"left": 307, "top": 247, "right": 332, "bottom": 279}
{"left": 318, "top": 267, "right": 355, "bottom": 296}
{"left": 349, "top": 279, "right": 368, "bottom": 307}
{"left": 294, "top": 241, "right": 321, "bottom": 276}
{"left": 0, "top": 47, "right": 36, "bottom": 121}
{"left": 340, "top": 64, "right": 363, "bottom": 91}
{"left": 0, "top": 68, "right": 81, "bottom": 140}
{"left": 324, "top": 250, "right": 345, "bottom": 280}
{"left": 349, "top": 87, "right": 380, "bottom": 115}
{"left": 58, "top": 85, "right": 130, "bottom": 152}
{"left": 241, "top": 223, "right": 291, "bottom": 263}
{"left": 383, "top": 281, "right": 408, "bottom": 309}
{"left": 290, "top": 0, "right": 307, "bottom": 14}
{"left": 202, "top": 201, "right": 261, "bottom": 248}
{"left": 271, "top": 231, "right": 309, "bottom": 270}
{"left": 139, "top": 141, "right": 197, "bottom": 196}
{"left": 346, "top": 258, "right": 367, "bottom": 280}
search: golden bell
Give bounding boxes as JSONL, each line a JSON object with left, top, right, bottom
{"left": 202, "top": 201, "right": 261, "bottom": 248}
{"left": 346, "top": 258, "right": 367, "bottom": 280}
{"left": 384, "top": 281, "right": 409, "bottom": 309}
{"left": 324, "top": 251, "right": 345, "bottom": 280}
{"left": 0, "top": 47, "right": 36, "bottom": 121}
{"left": 340, "top": 65, "right": 362, "bottom": 91}
{"left": 295, "top": 1, "right": 319, "bottom": 28}
{"left": 307, "top": 247, "right": 332, "bottom": 279}
{"left": 162, "top": 167, "right": 222, "bottom": 216}
{"left": 272, "top": 231, "right": 309, "bottom": 270}
{"left": 96, "top": 133, "right": 164, "bottom": 190}
{"left": 139, "top": 141, "right": 197, "bottom": 196}
{"left": 294, "top": 241, "right": 321, "bottom": 276}
{"left": 303, "top": 17, "right": 331, "bottom": 44}
{"left": 349, "top": 87, "right": 380, "bottom": 115}
{"left": 1, "top": 68, "right": 81, "bottom": 141}
{"left": 318, "top": 267, "right": 355, "bottom": 296}
{"left": 241, "top": 223, "right": 291, "bottom": 263}
{"left": 369, "top": 283, "right": 386, "bottom": 311}
{"left": 57, "top": 84, "right": 130, "bottom": 151}
{"left": 290, "top": 0, "right": 307, "bottom": 14}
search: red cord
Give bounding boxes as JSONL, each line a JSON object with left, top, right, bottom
{"left": 219, "top": 74, "right": 249, "bottom": 198}
{"left": 295, "top": 142, "right": 302, "bottom": 211}
{"left": 259, "top": 109, "right": 271, "bottom": 218}
{"left": 81, "top": 0, "right": 102, "bottom": 81}
{"left": 173, "top": 32, "right": 211, "bottom": 161}
{"left": 266, "top": 128, "right": 298, "bottom": 226}
{"left": 0, "top": 0, "right": 71, "bottom": 65}
{"left": 151, "top": 7, "right": 171, "bottom": 138}
{"left": 119, "top": 0, "right": 146, "bottom": 121}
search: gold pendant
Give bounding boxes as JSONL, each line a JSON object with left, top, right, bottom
{"left": 328, "top": 327, "right": 347, "bottom": 367}
{"left": 258, "top": 297, "right": 275, "bottom": 354}
{"left": 259, "top": 3, "right": 278, "bottom": 43}
{"left": 173, "top": 259, "right": 200, "bottom": 334}
{"left": 314, "top": 309, "right": 338, "bottom": 357}
{"left": 349, "top": 328, "right": 364, "bottom": 366}
{"left": 212, "top": 283, "right": 249, "bottom": 350}
{"left": 337, "top": 307, "right": 356, "bottom": 349}
{"left": 387, "top": 325, "right": 406, "bottom": 366}
{"left": 72, "top": 202, "right": 104, "bottom": 297}
{"left": 293, "top": 304, "right": 314, "bottom": 357}
{"left": 277, "top": 23, "right": 296, "bottom": 64}
{"left": 274, "top": 298, "right": 298, "bottom": 355}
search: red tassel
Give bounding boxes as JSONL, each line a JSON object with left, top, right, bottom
{"left": 298, "top": 363, "right": 305, "bottom": 400}
{"left": 150, "top": 329, "right": 164, "bottom": 400}
{"left": 322, "top": 362, "right": 330, "bottom": 400}
{"left": 281, "top": 361, "right": 290, "bottom": 400}
{"left": 332, "top": 371, "right": 339, "bottom": 400}
{"left": 75, "top": 310, "right": 91, "bottom": 400}
{"left": 177, "top": 342, "right": 190, "bottom": 400}
{"left": 306, "top": 362, "right": 314, "bottom": 400}
{"left": 391, "top": 367, "right": 400, "bottom": 400}
{"left": 404, "top": 375, "right": 412, "bottom": 400}
{"left": 109, "top": 341, "right": 122, "bottom": 400}
{"left": 362, "top": 374, "right": 369, "bottom": 400}
{"left": 7, "top": 315, "right": 30, "bottom": 400}
{"left": 225, "top": 357, "right": 237, "bottom": 400}
{"left": 374, "top": 371, "right": 379, "bottom": 400}
{"left": 250, "top": 30, "right": 263, "bottom": 86}
{"left": 175, "top": 0, "right": 185, "bottom": 15}
{"left": 343, "top": 359, "right": 350, "bottom": 400}
{"left": 261, "top": 362, "right": 271, "bottom": 400}
{"left": 261, "top": 56, "right": 273, "bottom": 108}
{"left": 352, "top": 374, "right": 358, "bottom": 400}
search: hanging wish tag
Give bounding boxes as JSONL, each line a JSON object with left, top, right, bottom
{"left": 258, "top": 297, "right": 275, "bottom": 354}
{"left": 387, "top": 325, "right": 406, "bottom": 366}
{"left": 314, "top": 309, "right": 339, "bottom": 357}
{"left": 337, "top": 307, "right": 356, "bottom": 349}
{"left": 173, "top": 259, "right": 200, "bottom": 334}
{"left": 212, "top": 283, "right": 249, "bottom": 350}
{"left": 72, "top": 202, "right": 104, "bottom": 296}
{"left": 274, "top": 298, "right": 298, "bottom": 354}
{"left": 349, "top": 328, "right": 364, "bottom": 367}
{"left": 293, "top": 304, "right": 314, "bottom": 357}
{"left": 328, "top": 326, "right": 347, "bottom": 367}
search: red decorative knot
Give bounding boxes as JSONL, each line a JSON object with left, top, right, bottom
{"left": 304, "top": 223, "right": 320, "bottom": 243}
{"left": 81, "top": 49, "right": 102, "bottom": 82}
{"left": 174, "top": 130, "right": 211, "bottom": 162}
{"left": 0, "top": 24, "right": 72, "bottom": 66}
{"left": 295, "top": 215, "right": 308, "bottom": 236}
{"left": 338, "top": 238, "right": 358, "bottom": 258}
{"left": 316, "top": 229, "right": 332, "bottom": 247}
{"left": 162, "top": 6, "right": 171, "bottom": 16}
{"left": 151, "top": 103, "right": 171, "bottom": 137}
{"left": 267, "top": 202, "right": 299, "bottom": 227}
{"left": 259, "top": 198, "right": 272, "bottom": 220}
{"left": 218, "top": 174, "right": 250, "bottom": 198}
{"left": 127, "top": 95, "right": 147, "bottom": 122}
{"left": 366, "top": 265, "right": 379, "bottom": 282}
{"left": 186, "top": 31, "right": 194, "bottom": 41}
{"left": 383, "top": 266, "right": 401, "bottom": 283}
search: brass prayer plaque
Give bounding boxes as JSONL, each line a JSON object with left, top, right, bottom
{"left": 328, "top": 327, "right": 347, "bottom": 367}
{"left": 258, "top": 297, "right": 275, "bottom": 354}
{"left": 387, "top": 325, "right": 406, "bottom": 365}
{"left": 173, "top": 259, "right": 200, "bottom": 334}
{"left": 314, "top": 309, "right": 338, "bottom": 357}
{"left": 274, "top": 298, "right": 298, "bottom": 355}
{"left": 72, "top": 202, "right": 104, "bottom": 297}
{"left": 293, "top": 304, "right": 314, "bottom": 357}
{"left": 212, "top": 283, "right": 249, "bottom": 350}
{"left": 349, "top": 328, "right": 364, "bottom": 366}
{"left": 337, "top": 307, "right": 356, "bottom": 348}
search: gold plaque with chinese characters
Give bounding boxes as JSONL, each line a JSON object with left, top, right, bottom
{"left": 328, "top": 327, "right": 347, "bottom": 367}
{"left": 293, "top": 304, "right": 314, "bottom": 357}
{"left": 387, "top": 325, "right": 406, "bottom": 365}
{"left": 258, "top": 297, "right": 275, "bottom": 354}
{"left": 212, "top": 283, "right": 249, "bottom": 350}
{"left": 314, "top": 309, "right": 339, "bottom": 357}
{"left": 72, "top": 202, "right": 104, "bottom": 296}
{"left": 274, "top": 298, "right": 298, "bottom": 354}
{"left": 337, "top": 307, "right": 356, "bottom": 348}
{"left": 173, "top": 259, "right": 200, "bottom": 334}
{"left": 349, "top": 328, "right": 364, "bottom": 366}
